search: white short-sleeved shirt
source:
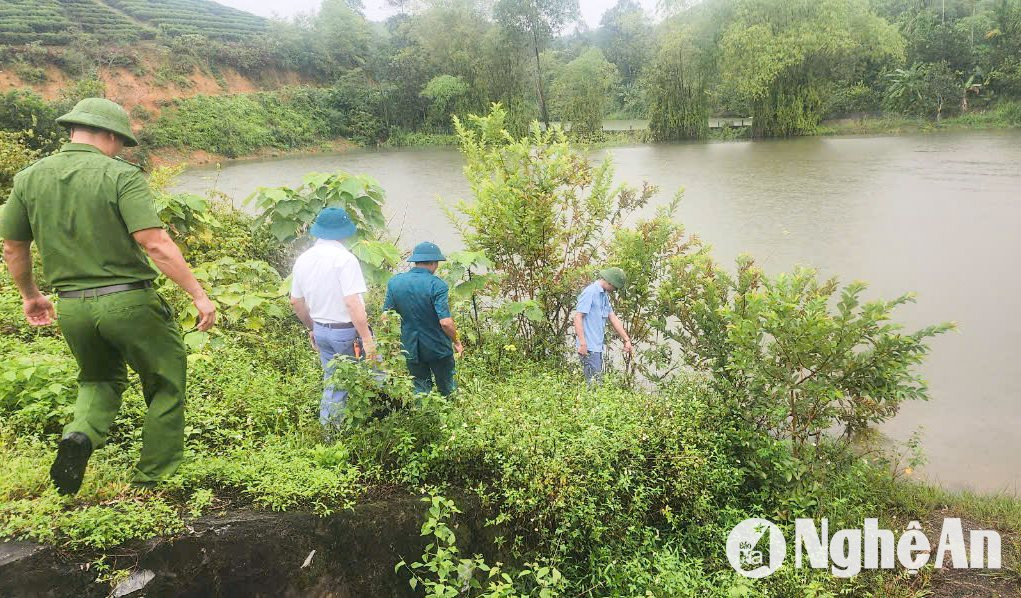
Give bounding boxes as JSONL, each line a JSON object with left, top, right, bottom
{"left": 290, "top": 239, "right": 368, "bottom": 324}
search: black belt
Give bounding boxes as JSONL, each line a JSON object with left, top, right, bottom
{"left": 315, "top": 321, "right": 355, "bottom": 329}
{"left": 57, "top": 281, "right": 152, "bottom": 299}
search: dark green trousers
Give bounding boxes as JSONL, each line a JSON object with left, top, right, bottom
{"left": 406, "top": 355, "right": 456, "bottom": 396}
{"left": 56, "top": 288, "right": 187, "bottom": 482}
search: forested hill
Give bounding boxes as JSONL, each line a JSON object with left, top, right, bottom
{"left": 0, "top": 0, "right": 267, "bottom": 44}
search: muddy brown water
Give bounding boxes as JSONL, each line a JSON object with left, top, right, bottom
{"left": 177, "top": 130, "right": 1021, "bottom": 494}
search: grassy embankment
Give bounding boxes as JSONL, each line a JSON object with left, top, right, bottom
{"left": 819, "top": 101, "right": 1021, "bottom": 136}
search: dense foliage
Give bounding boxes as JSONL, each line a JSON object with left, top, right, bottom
{"left": 142, "top": 89, "right": 342, "bottom": 157}
{"left": 450, "top": 105, "right": 654, "bottom": 359}
{"left": 2, "top": 0, "right": 1021, "bottom": 155}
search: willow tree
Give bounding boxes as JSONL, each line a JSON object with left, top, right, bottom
{"left": 551, "top": 48, "right": 618, "bottom": 134}
{"left": 647, "top": 24, "right": 712, "bottom": 140}
{"left": 720, "top": 0, "right": 905, "bottom": 137}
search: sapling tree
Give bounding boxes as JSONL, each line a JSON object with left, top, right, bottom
{"left": 449, "top": 104, "right": 653, "bottom": 359}
{"left": 720, "top": 270, "right": 953, "bottom": 455}
{"left": 606, "top": 195, "right": 709, "bottom": 385}
{"left": 660, "top": 259, "right": 953, "bottom": 462}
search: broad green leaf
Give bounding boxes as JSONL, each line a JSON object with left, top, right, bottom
{"left": 270, "top": 218, "right": 296, "bottom": 242}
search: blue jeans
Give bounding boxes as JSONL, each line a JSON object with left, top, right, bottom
{"left": 579, "top": 351, "right": 603, "bottom": 384}
{"left": 313, "top": 323, "right": 358, "bottom": 427}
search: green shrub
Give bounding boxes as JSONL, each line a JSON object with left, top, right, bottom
{"left": 884, "top": 62, "right": 964, "bottom": 120}
{"left": 143, "top": 89, "right": 338, "bottom": 157}
{"left": 0, "top": 336, "right": 77, "bottom": 438}
{"left": 451, "top": 104, "right": 655, "bottom": 359}
{"left": 246, "top": 171, "right": 400, "bottom": 284}
{"left": 0, "top": 129, "right": 45, "bottom": 201}
{"left": 349, "top": 370, "right": 745, "bottom": 578}
{"left": 13, "top": 62, "right": 47, "bottom": 85}
{"left": 0, "top": 89, "right": 64, "bottom": 154}
{"left": 130, "top": 104, "right": 152, "bottom": 122}
{"left": 55, "top": 77, "right": 108, "bottom": 114}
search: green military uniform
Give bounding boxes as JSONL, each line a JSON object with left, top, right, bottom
{"left": 382, "top": 243, "right": 456, "bottom": 396}
{"left": 0, "top": 100, "right": 187, "bottom": 483}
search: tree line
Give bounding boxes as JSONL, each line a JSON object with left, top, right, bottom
{"left": 2, "top": 0, "right": 1019, "bottom": 149}
{"left": 243, "top": 0, "right": 1021, "bottom": 139}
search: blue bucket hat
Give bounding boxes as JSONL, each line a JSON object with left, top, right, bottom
{"left": 407, "top": 241, "right": 446, "bottom": 262}
{"left": 310, "top": 207, "right": 357, "bottom": 240}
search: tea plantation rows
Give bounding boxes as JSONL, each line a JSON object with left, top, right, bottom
{"left": 0, "top": 0, "right": 268, "bottom": 45}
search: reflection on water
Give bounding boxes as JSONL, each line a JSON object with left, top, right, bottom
{"left": 177, "top": 130, "right": 1021, "bottom": 493}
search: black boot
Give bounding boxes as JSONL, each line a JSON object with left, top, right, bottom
{"left": 50, "top": 432, "right": 92, "bottom": 496}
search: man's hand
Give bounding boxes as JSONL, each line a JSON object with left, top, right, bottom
{"left": 193, "top": 294, "right": 216, "bottom": 331}
{"left": 308, "top": 329, "right": 317, "bottom": 350}
{"left": 454, "top": 341, "right": 464, "bottom": 357}
{"left": 578, "top": 341, "right": 588, "bottom": 356}
{"left": 361, "top": 338, "right": 378, "bottom": 361}
{"left": 134, "top": 228, "right": 215, "bottom": 330}
{"left": 623, "top": 340, "right": 634, "bottom": 355}
{"left": 23, "top": 294, "right": 55, "bottom": 326}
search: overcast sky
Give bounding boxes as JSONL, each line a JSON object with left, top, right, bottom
{"left": 214, "top": 0, "right": 661, "bottom": 28}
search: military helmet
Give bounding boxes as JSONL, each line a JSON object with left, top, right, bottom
{"left": 599, "top": 267, "right": 627, "bottom": 291}
{"left": 56, "top": 98, "right": 138, "bottom": 147}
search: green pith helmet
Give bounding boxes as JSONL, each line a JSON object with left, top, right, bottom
{"left": 56, "top": 98, "right": 138, "bottom": 147}
{"left": 599, "top": 267, "right": 627, "bottom": 290}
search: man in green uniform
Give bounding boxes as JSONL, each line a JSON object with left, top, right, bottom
{"left": 382, "top": 242, "right": 463, "bottom": 396}
{"left": 0, "top": 98, "right": 216, "bottom": 495}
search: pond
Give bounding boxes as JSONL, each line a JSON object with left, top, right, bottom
{"left": 177, "top": 130, "right": 1021, "bottom": 493}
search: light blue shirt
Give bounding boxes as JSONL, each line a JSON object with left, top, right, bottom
{"left": 575, "top": 281, "right": 614, "bottom": 353}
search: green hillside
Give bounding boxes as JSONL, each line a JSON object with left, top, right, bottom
{"left": 0, "top": 0, "right": 267, "bottom": 45}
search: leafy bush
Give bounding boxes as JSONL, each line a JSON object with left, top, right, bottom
{"left": 450, "top": 104, "right": 653, "bottom": 359}
{"left": 246, "top": 171, "right": 400, "bottom": 284}
{"left": 397, "top": 494, "right": 566, "bottom": 597}
{"left": 884, "top": 61, "right": 964, "bottom": 119}
{"left": 656, "top": 255, "right": 952, "bottom": 479}
{"left": 143, "top": 89, "right": 338, "bottom": 157}
{"left": 326, "top": 311, "right": 418, "bottom": 429}
{"left": 0, "top": 336, "right": 77, "bottom": 438}
{"left": 421, "top": 74, "right": 471, "bottom": 131}
{"left": 55, "top": 77, "right": 107, "bottom": 113}
{"left": 0, "top": 89, "right": 64, "bottom": 154}
{"left": 606, "top": 196, "right": 706, "bottom": 383}
{"left": 0, "top": 129, "right": 45, "bottom": 201}
{"left": 348, "top": 370, "right": 746, "bottom": 582}
{"left": 721, "top": 271, "right": 951, "bottom": 448}
{"left": 13, "top": 62, "right": 47, "bottom": 85}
